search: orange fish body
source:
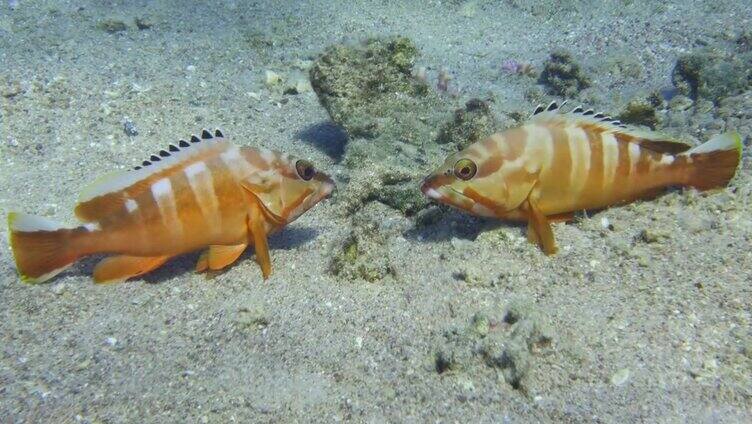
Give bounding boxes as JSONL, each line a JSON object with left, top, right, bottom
{"left": 9, "top": 129, "right": 334, "bottom": 284}
{"left": 421, "top": 102, "right": 743, "bottom": 254}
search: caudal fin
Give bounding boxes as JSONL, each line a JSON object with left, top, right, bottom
{"left": 8, "top": 213, "right": 83, "bottom": 283}
{"left": 681, "top": 132, "right": 743, "bottom": 191}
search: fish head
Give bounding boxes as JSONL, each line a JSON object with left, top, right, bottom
{"left": 420, "top": 147, "right": 512, "bottom": 218}
{"left": 241, "top": 149, "right": 335, "bottom": 225}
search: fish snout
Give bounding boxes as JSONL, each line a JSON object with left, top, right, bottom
{"left": 420, "top": 175, "right": 444, "bottom": 201}
{"left": 317, "top": 174, "right": 336, "bottom": 198}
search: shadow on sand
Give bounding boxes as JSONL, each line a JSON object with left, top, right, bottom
{"left": 295, "top": 121, "right": 348, "bottom": 162}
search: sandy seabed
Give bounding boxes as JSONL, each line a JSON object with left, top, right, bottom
{"left": 1, "top": 1, "right": 751, "bottom": 422}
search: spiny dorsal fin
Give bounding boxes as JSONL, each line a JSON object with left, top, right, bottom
{"left": 531, "top": 100, "right": 568, "bottom": 118}
{"left": 529, "top": 105, "right": 692, "bottom": 154}
{"left": 131, "top": 128, "right": 225, "bottom": 171}
{"left": 76, "top": 128, "right": 229, "bottom": 222}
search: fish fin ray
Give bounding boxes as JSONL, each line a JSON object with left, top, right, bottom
{"left": 525, "top": 198, "right": 558, "bottom": 255}
{"left": 197, "top": 244, "right": 248, "bottom": 272}
{"left": 8, "top": 213, "right": 83, "bottom": 283}
{"left": 682, "top": 132, "right": 742, "bottom": 190}
{"left": 93, "top": 255, "right": 170, "bottom": 284}
{"left": 248, "top": 199, "right": 272, "bottom": 280}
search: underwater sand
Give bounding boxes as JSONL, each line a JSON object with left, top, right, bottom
{"left": 1, "top": 0, "right": 751, "bottom": 422}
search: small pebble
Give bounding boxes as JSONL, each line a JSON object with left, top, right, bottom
{"left": 610, "top": 368, "right": 630, "bottom": 386}
{"left": 105, "top": 337, "right": 118, "bottom": 347}
{"left": 51, "top": 283, "right": 67, "bottom": 295}
{"left": 122, "top": 118, "right": 138, "bottom": 137}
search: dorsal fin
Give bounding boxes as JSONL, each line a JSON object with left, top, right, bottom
{"left": 528, "top": 105, "right": 693, "bottom": 154}
{"left": 531, "top": 100, "right": 568, "bottom": 118}
{"left": 75, "top": 129, "right": 230, "bottom": 222}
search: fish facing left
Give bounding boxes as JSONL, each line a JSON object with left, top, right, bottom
{"left": 7, "top": 129, "right": 335, "bottom": 284}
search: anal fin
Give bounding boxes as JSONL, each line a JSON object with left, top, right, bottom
{"left": 525, "top": 197, "right": 558, "bottom": 255}
{"left": 196, "top": 244, "right": 248, "bottom": 272}
{"left": 93, "top": 255, "right": 170, "bottom": 284}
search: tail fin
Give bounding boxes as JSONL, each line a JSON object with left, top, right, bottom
{"left": 681, "top": 132, "right": 743, "bottom": 191}
{"left": 7, "top": 213, "right": 83, "bottom": 283}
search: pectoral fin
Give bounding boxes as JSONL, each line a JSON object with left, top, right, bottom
{"left": 524, "top": 197, "right": 558, "bottom": 255}
{"left": 248, "top": 199, "right": 272, "bottom": 280}
{"left": 196, "top": 244, "right": 248, "bottom": 272}
{"left": 93, "top": 255, "right": 170, "bottom": 284}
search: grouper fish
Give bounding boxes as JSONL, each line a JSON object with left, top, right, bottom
{"left": 8, "top": 129, "right": 334, "bottom": 283}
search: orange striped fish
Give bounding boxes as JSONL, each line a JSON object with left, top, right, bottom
{"left": 8, "top": 129, "right": 335, "bottom": 284}
{"left": 421, "top": 102, "right": 742, "bottom": 254}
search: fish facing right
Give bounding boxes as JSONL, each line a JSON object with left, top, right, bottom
{"left": 421, "top": 102, "right": 743, "bottom": 255}
{"left": 8, "top": 129, "right": 335, "bottom": 284}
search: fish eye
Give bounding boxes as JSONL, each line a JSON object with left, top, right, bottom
{"left": 295, "top": 159, "right": 316, "bottom": 181}
{"left": 453, "top": 158, "right": 477, "bottom": 181}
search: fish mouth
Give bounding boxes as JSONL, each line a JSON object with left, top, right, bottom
{"left": 315, "top": 174, "right": 336, "bottom": 200}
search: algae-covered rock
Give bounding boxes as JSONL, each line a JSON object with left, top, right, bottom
{"left": 310, "top": 36, "right": 447, "bottom": 142}
{"left": 539, "top": 50, "right": 591, "bottom": 97}
{"left": 618, "top": 96, "right": 661, "bottom": 129}
{"left": 672, "top": 47, "right": 752, "bottom": 103}
{"left": 436, "top": 98, "right": 500, "bottom": 150}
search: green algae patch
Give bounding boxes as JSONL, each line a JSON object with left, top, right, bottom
{"left": 618, "top": 96, "right": 662, "bottom": 129}
{"left": 437, "top": 98, "right": 500, "bottom": 150}
{"left": 539, "top": 50, "right": 591, "bottom": 97}
{"left": 672, "top": 47, "right": 752, "bottom": 103}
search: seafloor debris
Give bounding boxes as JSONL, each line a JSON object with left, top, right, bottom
{"left": 539, "top": 50, "right": 591, "bottom": 97}
{"left": 501, "top": 58, "right": 536, "bottom": 77}
{"left": 436, "top": 98, "right": 500, "bottom": 150}
{"left": 97, "top": 19, "right": 128, "bottom": 34}
{"left": 432, "top": 300, "right": 554, "bottom": 392}
{"left": 329, "top": 202, "right": 397, "bottom": 283}
{"left": 672, "top": 47, "right": 752, "bottom": 103}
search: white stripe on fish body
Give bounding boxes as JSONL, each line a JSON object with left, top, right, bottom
{"left": 151, "top": 177, "right": 183, "bottom": 236}
{"left": 659, "top": 154, "right": 674, "bottom": 166}
{"left": 566, "top": 125, "right": 590, "bottom": 197}
{"left": 601, "top": 132, "right": 619, "bottom": 190}
{"left": 184, "top": 161, "right": 221, "bottom": 228}
{"left": 220, "top": 145, "right": 256, "bottom": 180}
{"left": 521, "top": 124, "right": 553, "bottom": 175}
{"left": 124, "top": 198, "right": 139, "bottom": 213}
{"left": 259, "top": 148, "right": 277, "bottom": 166}
{"left": 83, "top": 222, "right": 101, "bottom": 231}
{"left": 628, "top": 142, "right": 640, "bottom": 177}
